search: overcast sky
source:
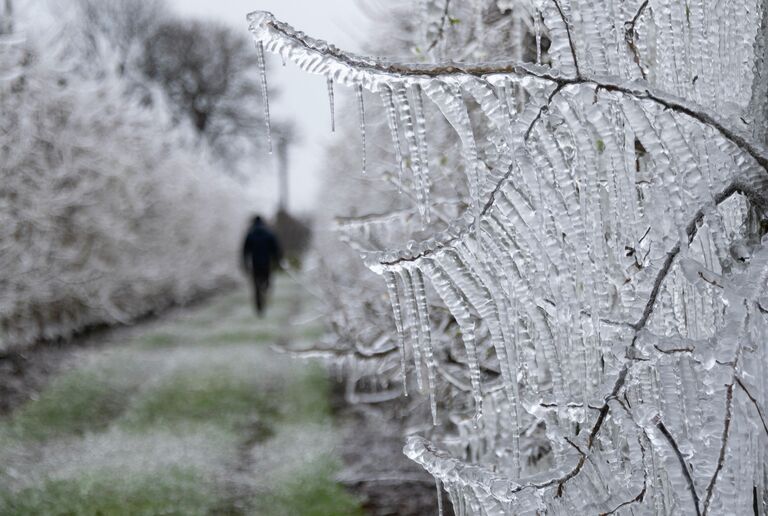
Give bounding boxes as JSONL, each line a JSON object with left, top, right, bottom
{"left": 169, "top": 0, "right": 371, "bottom": 214}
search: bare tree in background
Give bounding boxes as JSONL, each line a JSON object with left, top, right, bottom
{"left": 70, "top": 0, "right": 273, "bottom": 169}
{"left": 73, "top": 0, "right": 168, "bottom": 73}
{"left": 141, "top": 20, "right": 266, "bottom": 163}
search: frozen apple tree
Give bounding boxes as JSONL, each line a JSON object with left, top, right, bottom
{"left": 250, "top": 0, "right": 768, "bottom": 514}
{"left": 0, "top": 3, "right": 252, "bottom": 351}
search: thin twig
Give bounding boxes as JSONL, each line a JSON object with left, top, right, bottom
{"left": 556, "top": 437, "right": 587, "bottom": 497}
{"left": 598, "top": 401, "right": 649, "bottom": 515}
{"left": 653, "top": 344, "right": 695, "bottom": 354}
{"left": 702, "top": 382, "right": 734, "bottom": 515}
{"left": 426, "top": 0, "right": 452, "bottom": 52}
{"left": 599, "top": 483, "right": 647, "bottom": 515}
{"left": 736, "top": 376, "right": 768, "bottom": 437}
{"left": 551, "top": 0, "right": 581, "bottom": 77}
{"left": 654, "top": 416, "right": 702, "bottom": 516}
{"left": 623, "top": 0, "right": 649, "bottom": 79}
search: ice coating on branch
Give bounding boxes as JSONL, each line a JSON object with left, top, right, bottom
{"left": 249, "top": 3, "right": 768, "bottom": 514}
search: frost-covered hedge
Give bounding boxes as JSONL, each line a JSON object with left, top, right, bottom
{"left": 0, "top": 31, "right": 250, "bottom": 351}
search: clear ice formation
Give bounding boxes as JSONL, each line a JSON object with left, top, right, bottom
{"left": 327, "top": 76, "right": 336, "bottom": 132}
{"left": 249, "top": 1, "right": 768, "bottom": 513}
{"left": 256, "top": 41, "right": 272, "bottom": 154}
{"left": 355, "top": 84, "right": 367, "bottom": 174}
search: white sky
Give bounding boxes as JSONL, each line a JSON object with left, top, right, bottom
{"left": 170, "top": 0, "right": 371, "bottom": 215}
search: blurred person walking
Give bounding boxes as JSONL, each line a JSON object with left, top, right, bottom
{"left": 242, "top": 216, "right": 282, "bottom": 315}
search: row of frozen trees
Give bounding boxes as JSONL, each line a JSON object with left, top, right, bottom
{"left": 0, "top": 0, "right": 266, "bottom": 351}
{"left": 250, "top": 0, "right": 768, "bottom": 514}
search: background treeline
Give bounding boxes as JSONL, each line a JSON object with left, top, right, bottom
{"left": 0, "top": 0, "right": 269, "bottom": 351}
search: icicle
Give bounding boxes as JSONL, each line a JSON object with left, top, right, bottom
{"left": 383, "top": 270, "right": 408, "bottom": 396}
{"left": 394, "top": 86, "right": 419, "bottom": 165}
{"left": 436, "top": 477, "right": 444, "bottom": 516}
{"left": 380, "top": 85, "right": 406, "bottom": 190}
{"left": 400, "top": 268, "right": 424, "bottom": 392}
{"left": 411, "top": 83, "right": 431, "bottom": 224}
{"left": 256, "top": 42, "right": 272, "bottom": 154}
{"left": 422, "top": 81, "right": 481, "bottom": 222}
{"left": 356, "top": 84, "right": 367, "bottom": 174}
{"left": 326, "top": 76, "right": 335, "bottom": 132}
{"left": 395, "top": 84, "right": 429, "bottom": 221}
{"left": 423, "top": 258, "right": 483, "bottom": 420}
{"left": 534, "top": 11, "right": 543, "bottom": 66}
{"left": 458, "top": 234, "right": 521, "bottom": 473}
{"left": 494, "top": 83, "right": 514, "bottom": 140}
{"left": 503, "top": 77, "right": 518, "bottom": 117}
{"left": 414, "top": 267, "right": 438, "bottom": 425}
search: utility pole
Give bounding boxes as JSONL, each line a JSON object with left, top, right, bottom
{"left": 276, "top": 133, "right": 290, "bottom": 213}
{"left": 1, "top": 0, "right": 13, "bottom": 34}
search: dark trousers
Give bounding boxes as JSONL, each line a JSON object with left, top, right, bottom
{"left": 252, "top": 269, "right": 271, "bottom": 315}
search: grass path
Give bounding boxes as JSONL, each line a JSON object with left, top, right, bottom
{"left": 0, "top": 276, "right": 363, "bottom": 515}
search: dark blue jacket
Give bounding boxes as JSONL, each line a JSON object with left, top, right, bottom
{"left": 243, "top": 222, "right": 281, "bottom": 274}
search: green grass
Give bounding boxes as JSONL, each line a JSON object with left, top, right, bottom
{"left": 208, "top": 328, "right": 281, "bottom": 344}
{"left": 295, "top": 324, "right": 327, "bottom": 341}
{"left": 0, "top": 468, "right": 222, "bottom": 516}
{"left": 140, "top": 332, "right": 177, "bottom": 347}
{"left": 119, "top": 370, "right": 275, "bottom": 432}
{"left": 0, "top": 284, "right": 362, "bottom": 516}
{"left": 139, "top": 328, "right": 280, "bottom": 348}
{"left": 118, "top": 361, "right": 330, "bottom": 432}
{"left": 253, "top": 459, "right": 364, "bottom": 516}
{"left": 4, "top": 370, "right": 132, "bottom": 441}
{"left": 278, "top": 363, "right": 332, "bottom": 424}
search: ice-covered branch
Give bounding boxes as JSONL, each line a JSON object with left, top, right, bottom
{"left": 258, "top": 2, "right": 768, "bottom": 513}
{"left": 736, "top": 376, "right": 768, "bottom": 437}
{"left": 623, "top": 0, "right": 649, "bottom": 80}
{"left": 249, "top": 10, "right": 768, "bottom": 173}
{"left": 701, "top": 382, "right": 735, "bottom": 516}
{"left": 550, "top": 0, "right": 580, "bottom": 77}
{"left": 654, "top": 416, "right": 702, "bottom": 516}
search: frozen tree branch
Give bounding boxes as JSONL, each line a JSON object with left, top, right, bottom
{"left": 702, "top": 382, "right": 735, "bottom": 516}
{"left": 426, "top": 0, "right": 452, "bottom": 53}
{"left": 736, "top": 376, "right": 768, "bottom": 437}
{"left": 550, "top": 0, "right": 580, "bottom": 77}
{"left": 251, "top": 3, "right": 768, "bottom": 513}
{"left": 598, "top": 402, "right": 650, "bottom": 515}
{"left": 623, "top": 0, "right": 649, "bottom": 80}
{"left": 250, "top": 11, "right": 768, "bottom": 172}
{"left": 599, "top": 471, "right": 647, "bottom": 515}
{"left": 654, "top": 416, "right": 702, "bottom": 516}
